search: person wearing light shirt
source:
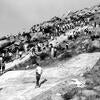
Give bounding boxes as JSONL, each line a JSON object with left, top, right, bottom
{"left": 35, "top": 63, "right": 43, "bottom": 88}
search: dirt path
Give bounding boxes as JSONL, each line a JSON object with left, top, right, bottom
{"left": 0, "top": 53, "right": 100, "bottom": 100}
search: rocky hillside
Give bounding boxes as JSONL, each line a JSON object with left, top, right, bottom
{"left": 0, "top": 4, "right": 100, "bottom": 72}
{"left": 0, "top": 4, "right": 100, "bottom": 100}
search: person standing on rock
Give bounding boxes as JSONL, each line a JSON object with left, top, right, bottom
{"left": 1, "top": 60, "right": 5, "bottom": 74}
{"left": 0, "top": 56, "right": 3, "bottom": 74}
{"left": 50, "top": 44, "right": 54, "bottom": 58}
{"left": 0, "top": 55, "right": 5, "bottom": 74}
{"left": 35, "top": 63, "right": 43, "bottom": 88}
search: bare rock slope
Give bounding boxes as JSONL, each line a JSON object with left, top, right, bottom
{"left": 0, "top": 53, "right": 100, "bottom": 100}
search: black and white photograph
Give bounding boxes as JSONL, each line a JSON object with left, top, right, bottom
{"left": 0, "top": 0, "right": 100, "bottom": 100}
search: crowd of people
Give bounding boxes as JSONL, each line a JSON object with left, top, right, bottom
{"left": 0, "top": 4, "right": 100, "bottom": 74}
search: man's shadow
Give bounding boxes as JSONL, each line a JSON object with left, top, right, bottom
{"left": 40, "top": 79, "right": 47, "bottom": 87}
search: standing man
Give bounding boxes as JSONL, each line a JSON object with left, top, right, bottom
{"left": 0, "top": 55, "right": 5, "bottom": 74}
{"left": 24, "top": 43, "right": 28, "bottom": 53}
{"left": 0, "top": 55, "right": 3, "bottom": 74}
{"left": 50, "top": 44, "right": 54, "bottom": 58}
{"left": 1, "top": 60, "right": 5, "bottom": 74}
{"left": 35, "top": 63, "right": 43, "bottom": 88}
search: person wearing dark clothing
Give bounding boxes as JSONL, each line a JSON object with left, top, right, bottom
{"left": 0, "top": 56, "right": 2, "bottom": 73}
{"left": 66, "top": 44, "right": 69, "bottom": 49}
{"left": 36, "top": 72, "right": 41, "bottom": 87}
{"left": 37, "top": 45, "right": 41, "bottom": 52}
{"left": 1, "top": 62, "right": 5, "bottom": 74}
{"left": 0, "top": 56, "right": 5, "bottom": 74}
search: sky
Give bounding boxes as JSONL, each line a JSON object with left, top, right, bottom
{"left": 0, "top": 0, "right": 100, "bottom": 36}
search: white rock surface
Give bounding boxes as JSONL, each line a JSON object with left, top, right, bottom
{"left": 0, "top": 53, "right": 100, "bottom": 100}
